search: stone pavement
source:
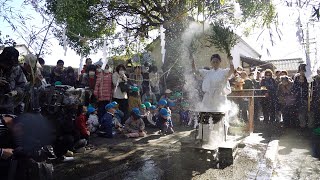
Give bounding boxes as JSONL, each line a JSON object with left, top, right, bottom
{"left": 272, "top": 128, "right": 320, "bottom": 179}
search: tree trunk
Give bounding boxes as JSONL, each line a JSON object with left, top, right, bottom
{"left": 162, "top": 2, "right": 188, "bottom": 91}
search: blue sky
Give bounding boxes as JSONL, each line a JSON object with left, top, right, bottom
{"left": 1, "top": 0, "right": 319, "bottom": 69}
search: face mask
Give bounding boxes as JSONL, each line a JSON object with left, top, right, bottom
{"left": 104, "top": 69, "right": 110, "bottom": 73}
{"left": 89, "top": 71, "right": 95, "bottom": 76}
{"left": 97, "top": 68, "right": 102, "bottom": 72}
{"left": 119, "top": 70, "right": 125, "bottom": 75}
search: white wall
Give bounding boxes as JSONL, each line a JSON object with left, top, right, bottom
{"left": 230, "top": 40, "right": 261, "bottom": 68}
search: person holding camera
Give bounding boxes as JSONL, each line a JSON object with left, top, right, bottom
{"left": 0, "top": 47, "right": 27, "bottom": 114}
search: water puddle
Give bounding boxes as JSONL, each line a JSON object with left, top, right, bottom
{"left": 123, "top": 158, "right": 163, "bottom": 180}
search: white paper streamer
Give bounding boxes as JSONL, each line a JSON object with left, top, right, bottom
{"left": 79, "top": 55, "right": 84, "bottom": 76}
{"left": 253, "top": 67, "right": 258, "bottom": 80}
{"left": 62, "top": 27, "right": 67, "bottom": 56}
{"left": 102, "top": 38, "right": 108, "bottom": 69}
{"left": 160, "top": 25, "right": 166, "bottom": 64}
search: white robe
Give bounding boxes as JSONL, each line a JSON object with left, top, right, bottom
{"left": 197, "top": 68, "right": 231, "bottom": 146}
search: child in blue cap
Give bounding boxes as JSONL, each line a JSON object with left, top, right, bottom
{"left": 146, "top": 105, "right": 157, "bottom": 127}
{"left": 124, "top": 108, "right": 146, "bottom": 138}
{"left": 87, "top": 106, "right": 99, "bottom": 133}
{"left": 157, "top": 108, "right": 174, "bottom": 135}
{"left": 128, "top": 86, "right": 142, "bottom": 112}
{"left": 98, "top": 102, "right": 116, "bottom": 138}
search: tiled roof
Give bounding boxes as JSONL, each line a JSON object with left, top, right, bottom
{"left": 265, "top": 58, "right": 304, "bottom": 71}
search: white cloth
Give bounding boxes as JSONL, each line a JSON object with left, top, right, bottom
{"left": 112, "top": 72, "right": 128, "bottom": 99}
{"left": 199, "top": 68, "right": 231, "bottom": 111}
{"left": 87, "top": 114, "right": 99, "bottom": 133}
{"left": 197, "top": 68, "right": 231, "bottom": 144}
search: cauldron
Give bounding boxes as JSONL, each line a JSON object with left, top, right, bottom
{"left": 198, "top": 112, "right": 225, "bottom": 124}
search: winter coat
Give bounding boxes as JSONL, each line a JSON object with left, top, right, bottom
{"left": 100, "top": 112, "right": 113, "bottom": 138}
{"left": 75, "top": 113, "right": 89, "bottom": 136}
{"left": 129, "top": 73, "right": 143, "bottom": 89}
{"left": 128, "top": 95, "right": 142, "bottom": 112}
{"left": 50, "top": 67, "right": 65, "bottom": 84}
{"left": 278, "top": 82, "right": 294, "bottom": 105}
{"left": 125, "top": 117, "right": 145, "bottom": 133}
{"left": 112, "top": 72, "right": 128, "bottom": 99}
{"left": 292, "top": 74, "right": 309, "bottom": 106}
{"left": 94, "top": 72, "right": 113, "bottom": 102}
{"left": 87, "top": 114, "right": 99, "bottom": 133}
{"left": 260, "top": 77, "right": 277, "bottom": 101}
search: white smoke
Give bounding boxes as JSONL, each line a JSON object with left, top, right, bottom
{"left": 181, "top": 22, "right": 210, "bottom": 107}
{"left": 180, "top": 21, "right": 241, "bottom": 147}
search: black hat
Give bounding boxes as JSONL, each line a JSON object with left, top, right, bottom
{"left": 0, "top": 47, "right": 19, "bottom": 66}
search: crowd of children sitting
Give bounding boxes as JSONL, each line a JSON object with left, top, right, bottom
{"left": 75, "top": 97, "right": 177, "bottom": 141}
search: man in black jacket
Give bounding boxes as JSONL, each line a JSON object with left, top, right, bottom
{"left": 0, "top": 114, "right": 16, "bottom": 179}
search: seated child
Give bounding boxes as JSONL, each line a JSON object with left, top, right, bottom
{"left": 140, "top": 103, "right": 148, "bottom": 124}
{"left": 87, "top": 106, "right": 99, "bottom": 133}
{"left": 147, "top": 105, "right": 157, "bottom": 127}
{"left": 113, "top": 101, "right": 124, "bottom": 133}
{"left": 157, "top": 108, "right": 174, "bottom": 135}
{"left": 98, "top": 102, "right": 116, "bottom": 138}
{"left": 179, "top": 102, "right": 191, "bottom": 126}
{"left": 124, "top": 108, "right": 146, "bottom": 138}
{"left": 128, "top": 86, "right": 142, "bottom": 112}
{"left": 75, "top": 105, "right": 90, "bottom": 141}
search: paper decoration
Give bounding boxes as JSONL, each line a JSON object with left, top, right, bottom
{"left": 79, "top": 55, "right": 84, "bottom": 76}
{"left": 62, "top": 27, "right": 67, "bottom": 56}
{"left": 160, "top": 25, "right": 166, "bottom": 64}
{"left": 102, "top": 38, "right": 108, "bottom": 69}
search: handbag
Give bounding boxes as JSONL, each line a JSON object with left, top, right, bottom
{"left": 118, "top": 81, "right": 130, "bottom": 93}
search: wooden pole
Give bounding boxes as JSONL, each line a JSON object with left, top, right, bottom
{"left": 248, "top": 92, "right": 255, "bottom": 133}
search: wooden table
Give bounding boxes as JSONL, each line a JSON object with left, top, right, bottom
{"left": 228, "top": 89, "right": 265, "bottom": 133}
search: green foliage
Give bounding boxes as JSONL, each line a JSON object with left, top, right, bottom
{"left": 238, "top": 0, "right": 277, "bottom": 28}
{"left": 46, "top": 0, "right": 116, "bottom": 55}
{"left": 207, "top": 21, "right": 238, "bottom": 56}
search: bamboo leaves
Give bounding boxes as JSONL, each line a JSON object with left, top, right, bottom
{"left": 207, "top": 21, "right": 238, "bottom": 56}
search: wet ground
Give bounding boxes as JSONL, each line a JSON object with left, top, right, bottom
{"left": 53, "top": 122, "right": 320, "bottom": 180}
